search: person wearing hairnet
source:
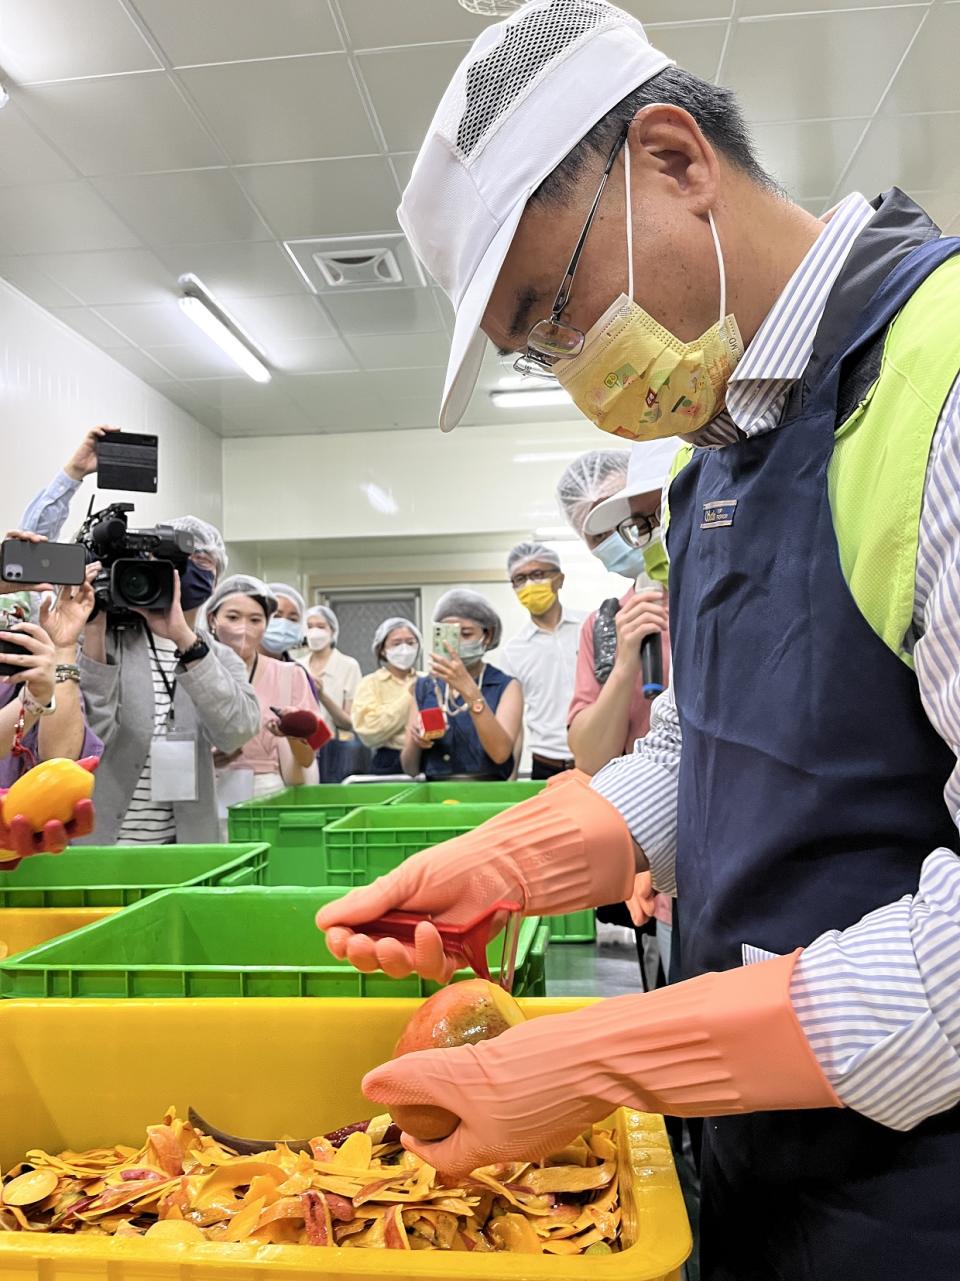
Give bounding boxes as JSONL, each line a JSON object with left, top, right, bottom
{"left": 318, "top": 4, "right": 960, "bottom": 1276}
{"left": 352, "top": 619, "right": 424, "bottom": 775}
{"left": 207, "top": 575, "right": 319, "bottom": 803}
{"left": 19, "top": 426, "right": 257, "bottom": 844}
{"left": 297, "top": 602, "right": 362, "bottom": 783}
{"left": 561, "top": 443, "right": 674, "bottom": 776}
{"left": 497, "top": 542, "right": 584, "bottom": 780}
{"left": 261, "top": 583, "right": 306, "bottom": 661}
{"left": 401, "top": 590, "right": 522, "bottom": 781}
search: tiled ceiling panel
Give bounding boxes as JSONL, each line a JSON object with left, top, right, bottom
{"left": 0, "top": 0, "right": 954, "bottom": 438}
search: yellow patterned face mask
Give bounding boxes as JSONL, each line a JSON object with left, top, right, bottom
{"left": 556, "top": 139, "right": 743, "bottom": 441}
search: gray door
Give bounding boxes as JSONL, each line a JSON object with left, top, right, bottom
{"left": 320, "top": 590, "right": 421, "bottom": 675}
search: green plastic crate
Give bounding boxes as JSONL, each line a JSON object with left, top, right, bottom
{"left": 390, "top": 781, "right": 546, "bottom": 806}
{"left": 0, "top": 844, "right": 268, "bottom": 909}
{"left": 320, "top": 803, "right": 511, "bottom": 886}
{"left": 547, "top": 909, "right": 597, "bottom": 943}
{"left": 226, "top": 783, "right": 415, "bottom": 885}
{"left": 0, "top": 887, "right": 548, "bottom": 999}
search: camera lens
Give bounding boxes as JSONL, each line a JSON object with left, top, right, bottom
{"left": 115, "top": 561, "right": 163, "bottom": 609}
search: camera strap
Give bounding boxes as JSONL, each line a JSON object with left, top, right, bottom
{"left": 145, "top": 626, "right": 177, "bottom": 718}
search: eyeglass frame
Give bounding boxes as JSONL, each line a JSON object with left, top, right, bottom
{"left": 616, "top": 510, "right": 661, "bottom": 550}
{"left": 510, "top": 567, "right": 560, "bottom": 591}
{"left": 514, "top": 123, "right": 630, "bottom": 378}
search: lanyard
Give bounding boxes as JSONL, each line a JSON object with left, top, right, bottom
{"left": 432, "top": 664, "right": 484, "bottom": 718}
{"left": 145, "top": 627, "right": 177, "bottom": 720}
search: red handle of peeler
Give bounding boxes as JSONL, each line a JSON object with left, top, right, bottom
{"left": 362, "top": 900, "right": 522, "bottom": 991}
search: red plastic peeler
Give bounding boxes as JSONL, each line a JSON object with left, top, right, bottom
{"left": 361, "top": 900, "right": 523, "bottom": 993}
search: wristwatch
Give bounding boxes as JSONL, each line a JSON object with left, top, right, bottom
{"left": 470, "top": 696, "right": 486, "bottom": 715}
{"left": 175, "top": 637, "right": 209, "bottom": 667}
{"left": 21, "top": 687, "right": 56, "bottom": 717}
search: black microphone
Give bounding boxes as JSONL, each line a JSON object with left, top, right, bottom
{"left": 635, "top": 574, "right": 665, "bottom": 700}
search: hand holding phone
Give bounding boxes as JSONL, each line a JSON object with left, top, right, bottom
{"left": 1, "top": 534, "right": 85, "bottom": 588}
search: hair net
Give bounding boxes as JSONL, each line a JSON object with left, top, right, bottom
{"left": 506, "top": 541, "right": 561, "bottom": 576}
{"left": 372, "top": 616, "right": 423, "bottom": 662}
{"left": 433, "top": 588, "right": 502, "bottom": 650}
{"left": 268, "top": 582, "right": 306, "bottom": 622}
{"left": 170, "top": 516, "right": 228, "bottom": 577}
{"left": 555, "top": 449, "right": 631, "bottom": 537}
{"left": 305, "top": 602, "right": 340, "bottom": 645}
{"left": 204, "top": 573, "right": 277, "bottom": 622}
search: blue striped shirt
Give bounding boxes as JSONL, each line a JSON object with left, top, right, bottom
{"left": 593, "top": 192, "right": 960, "bottom": 1130}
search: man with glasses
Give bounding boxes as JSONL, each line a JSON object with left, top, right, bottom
{"left": 319, "top": 4, "right": 960, "bottom": 1276}
{"left": 499, "top": 541, "right": 584, "bottom": 780}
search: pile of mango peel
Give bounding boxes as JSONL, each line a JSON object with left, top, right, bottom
{"left": 0, "top": 1108, "right": 621, "bottom": 1254}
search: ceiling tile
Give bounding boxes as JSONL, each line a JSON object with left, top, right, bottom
{"left": 882, "top": 6, "right": 960, "bottom": 116}
{"left": 92, "top": 169, "right": 270, "bottom": 244}
{"left": 27, "top": 248, "right": 175, "bottom": 305}
{"left": 105, "top": 346, "right": 177, "bottom": 382}
{"left": 217, "top": 399, "right": 314, "bottom": 434}
{"left": 347, "top": 331, "right": 451, "bottom": 370}
{"left": 284, "top": 370, "right": 386, "bottom": 424}
{"left": 17, "top": 75, "right": 224, "bottom": 177}
{"left": 751, "top": 118, "right": 866, "bottom": 200}
{"left": 839, "top": 113, "right": 960, "bottom": 200}
{"left": 389, "top": 153, "right": 416, "bottom": 190}
{"left": 134, "top": 0, "right": 342, "bottom": 65}
{"left": 155, "top": 241, "right": 304, "bottom": 298}
{"left": 0, "top": 103, "right": 77, "bottom": 184}
{"left": 906, "top": 190, "right": 960, "bottom": 230}
{"left": 93, "top": 301, "right": 198, "bottom": 345}
{"left": 0, "top": 0, "right": 160, "bottom": 83}
{"left": 175, "top": 376, "right": 288, "bottom": 410}
{"left": 154, "top": 379, "right": 227, "bottom": 425}
{"left": 178, "top": 55, "right": 377, "bottom": 165}
{"left": 322, "top": 287, "right": 442, "bottom": 335}
{"left": 0, "top": 258, "right": 80, "bottom": 308}
{"left": 357, "top": 42, "right": 472, "bottom": 152}
{"left": 384, "top": 397, "right": 446, "bottom": 429}
{"left": 0, "top": 181, "right": 140, "bottom": 254}
{"left": 140, "top": 342, "right": 249, "bottom": 379}
{"left": 737, "top": 0, "right": 927, "bottom": 14}
{"left": 266, "top": 335, "right": 358, "bottom": 373}
{"left": 235, "top": 157, "right": 400, "bottom": 239}
{"left": 225, "top": 294, "right": 336, "bottom": 341}
{"left": 363, "top": 366, "right": 445, "bottom": 400}
{"left": 641, "top": 21, "right": 727, "bottom": 83}
{"left": 721, "top": 8, "right": 926, "bottom": 121}
{"left": 634, "top": 0, "right": 732, "bottom": 19}
{"left": 50, "top": 307, "right": 133, "bottom": 348}
{"left": 340, "top": 0, "right": 492, "bottom": 48}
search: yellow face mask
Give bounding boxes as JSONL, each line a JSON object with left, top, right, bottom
{"left": 516, "top": 579, "right": 557, "bottom": 616}
{"left": 556, "top": 140, "right": 743, "bottom": 442}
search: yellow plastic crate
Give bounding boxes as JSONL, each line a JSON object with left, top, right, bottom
{"left": 0, "top": 998, "right": 691, "bottom": 1280}
{"left": 0, "top": 907, "right": 116, "bottom": 957}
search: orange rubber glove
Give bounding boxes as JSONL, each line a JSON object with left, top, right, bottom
{"left": 364, "top": 950, "right": 843, "bottom": 1179}
{"left": 316, "top": 770, "right": 636, "bottom": 982}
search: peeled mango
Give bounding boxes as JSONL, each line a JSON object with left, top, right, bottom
{"left": 1, "top": 758, "right": 95, "bottom": 831}
{"left": 389, "top": 979, "right": 525, "bottom": 1142}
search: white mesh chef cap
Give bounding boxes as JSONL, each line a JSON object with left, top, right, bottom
{"left": 556, "top": 449, "right": 631, "bottom": 537}
{"left": 169, "top": 515, "right": 227, "bottom": 578}
{"left": 305, "top": 602, "right": 340, "bottom": 645}
{"left": 433, "top": 588, "right": 502, "bottom": 650}
{"left": 506, "top": 540, "right": 561, "bottom": 576}
{"left": 372, "top": 617, "right": 424, "bottom": 662}
{"left": 268, "top": 583, "right": 306, "bottom": 622}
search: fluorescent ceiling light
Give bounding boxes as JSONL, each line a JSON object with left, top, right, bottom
{"left": 178, "top": 274, "right": 270, "bottom": 383}
{"left": 490, "top": 388, "right": 572, "bottom": 410}
{"left": 497, "top": 373, "right": 554, "bottom": 390}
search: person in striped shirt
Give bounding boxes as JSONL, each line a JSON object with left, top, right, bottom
{"left": 317, "top": 6, "right": 960, "bottom": 1278}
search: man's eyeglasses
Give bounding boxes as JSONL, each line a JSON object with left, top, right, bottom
{"left": 514, "top": 125, "right": 629, "bottom": 379}
{"left": 617, "top": 511, "right": 661, "bottom": 550}
{"left": 510, "top": 568, "right": 558, "bottom": 590}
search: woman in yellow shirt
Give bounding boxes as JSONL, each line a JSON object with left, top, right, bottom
{"left": 352, "top": 619, "right": 423, "bottom": 775}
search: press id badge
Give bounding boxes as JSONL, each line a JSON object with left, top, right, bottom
{"left": 150, "top": 733, "right": 199, "bottom": 802}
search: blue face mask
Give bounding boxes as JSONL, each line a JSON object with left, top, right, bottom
{"left": 591, "top": 531, "right": 647, "bottom": 580}
{"left": 179, "top": 562, "right": 216, "bottom": 612}
{"left": 263, "top": 617, "right": 303, "bottom": 656}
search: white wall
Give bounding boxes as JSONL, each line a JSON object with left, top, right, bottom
{"left": 2, "top": 280, "right": 222, "bottom": 536}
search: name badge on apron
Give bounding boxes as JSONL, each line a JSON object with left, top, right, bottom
{"left": 150, "top": 733, "right": 199, "bottom": 803}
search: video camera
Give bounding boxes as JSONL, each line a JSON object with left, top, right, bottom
{"left": 76, "top": 502, "right": 195, "bottom": 623}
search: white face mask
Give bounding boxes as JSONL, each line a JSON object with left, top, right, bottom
{"left": 306, "top": 627, "right": 332, "bottom": 652}
{"left": 385, "top": 643, "right": 418, "bottom": 671}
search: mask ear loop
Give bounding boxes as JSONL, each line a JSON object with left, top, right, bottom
{"left": 625, "top": 135, "right": 634, "bottom": 303}
{"left": 708, "top": 208, "right": 726, "bottom": 324}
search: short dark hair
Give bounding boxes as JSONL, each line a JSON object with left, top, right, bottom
{"left": 532, "top": 66, "right": 773, "bottom": 206}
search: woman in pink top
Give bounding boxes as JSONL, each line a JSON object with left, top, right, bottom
{"left": 205, "top": 575, "right": 319, "bottom": 801}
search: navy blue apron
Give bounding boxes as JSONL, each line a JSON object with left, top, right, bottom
{"left": 414, "top": 665, "right": 515, "bottom": 780}
{"left": 667, "top": 202, "right": 960, "bottom": 1280}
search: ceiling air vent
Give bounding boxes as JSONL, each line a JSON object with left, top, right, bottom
{"left": 284, "top": 233, "right": 425, "bottom": 294}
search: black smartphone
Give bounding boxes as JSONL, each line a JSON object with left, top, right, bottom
{"left": 0, "top": 632, "right": 31, "bottom": 679}
{"left": 96, "top": 431, "right": 158, "bottom": 493}
{"left": 1, "top": 539, "right": 85, "bottom": 587}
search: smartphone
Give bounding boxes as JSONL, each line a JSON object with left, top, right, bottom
{"left": 0, "top": 632, "right": 31, "bottom": 679}
{"left": 1, "top": 539, "right": 85, "bottom": 587}
{"left": 96, "top": 430, "right": 158, "bottom": 493}
{"left": 431, "top": 622, "right": 461, "bottom": 659}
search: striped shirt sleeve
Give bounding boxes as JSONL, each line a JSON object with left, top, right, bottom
{"left": 589, "top": 684, "right": 681, "bottom": 895}
{"left": 791, "top": 372, "right": 960, "bottom": 1129}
